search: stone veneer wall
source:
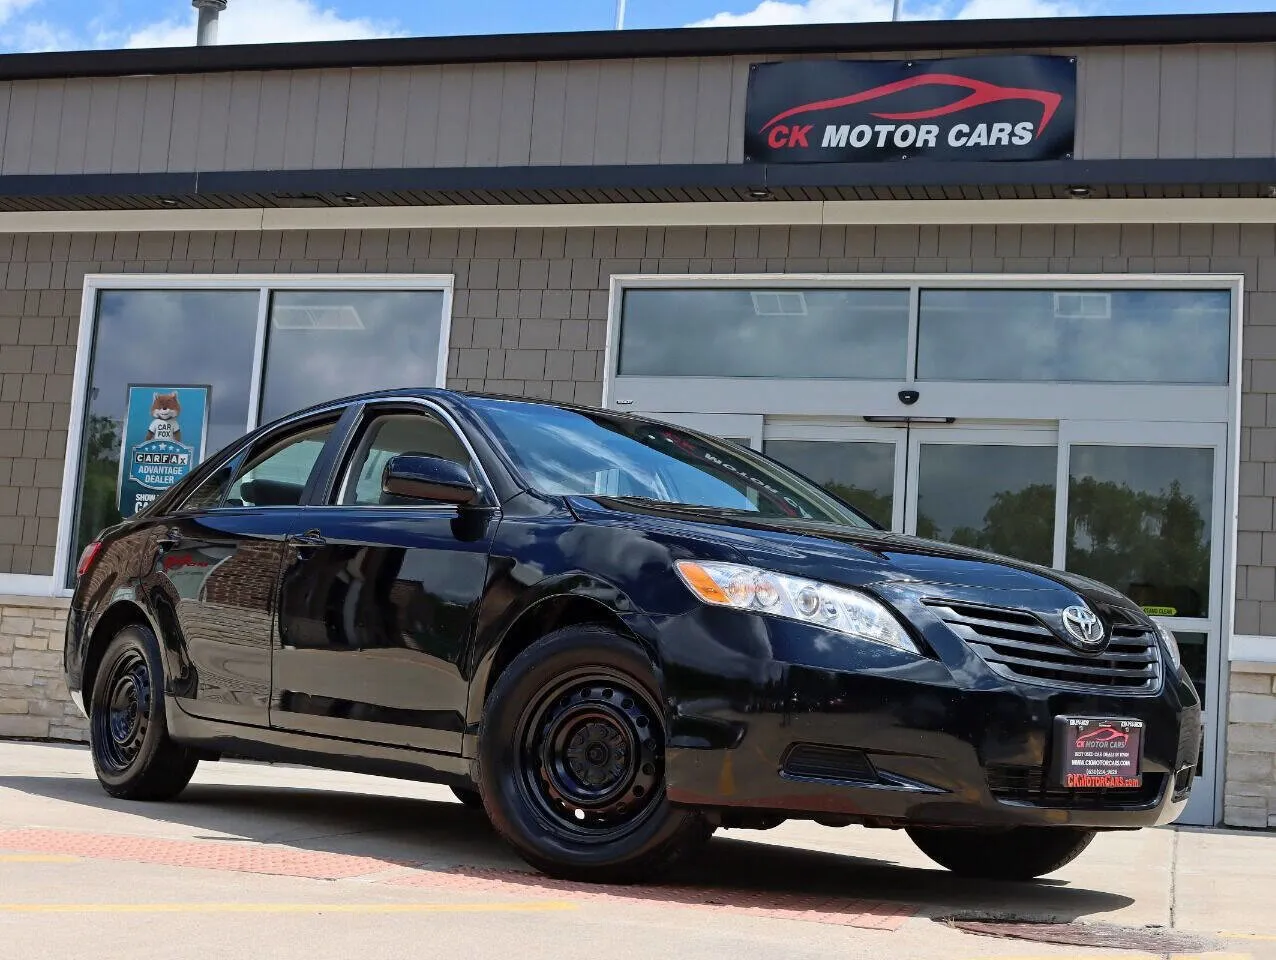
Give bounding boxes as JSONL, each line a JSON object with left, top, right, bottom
{"left": 1225, "top": 665, "right": 1276, "bottom": 828}
{"left": 0, "top": 596, "right": 85, "bottom": 741}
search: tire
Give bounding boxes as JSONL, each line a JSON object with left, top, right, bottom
{"left": 450, "top": 785, "right": 483, "bottom": 809}
{"left": 906, "top": 825, "right": 1096, "bottom": 881}
{"left": 475, "top": 624, "right": 713, "bottom": 884}
{"left": 88, "top": 624, "right": 199, "bottom": 801}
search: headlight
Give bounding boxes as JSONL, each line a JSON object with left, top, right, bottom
{"left": 674, "top": 559, "right": 920, "bottom": 655}
{"left": 1155, "top": 623, "right": 1182, "bottom": 672}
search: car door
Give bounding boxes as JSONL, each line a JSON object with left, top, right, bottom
{"left": 270, "top": 400, "right": 498, "bottom": 753}
{"left": 142, "top": 410, "right": 343, "bottom": 728}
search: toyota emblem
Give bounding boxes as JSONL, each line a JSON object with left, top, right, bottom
{"left": 1061, "top": 604, "right": 1105, "bottom": 648}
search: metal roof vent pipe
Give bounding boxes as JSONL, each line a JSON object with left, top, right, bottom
{"left": 194, "top": 0, "right": 228, "bottom": 46}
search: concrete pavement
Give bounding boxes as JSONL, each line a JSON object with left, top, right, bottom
{"left": 0, "top": 740, "right": 1272, "bottom": 960}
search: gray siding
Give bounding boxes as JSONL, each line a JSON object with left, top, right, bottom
{"left": 0, "top": 43, "right": 1271, "bottom": 176}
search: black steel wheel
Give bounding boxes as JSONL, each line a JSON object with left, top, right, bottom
{"left": 92, "top": 647, "right": 152, "bottom": 776}
{"left": 516, "top": 668, "right": 663, "bottom": 843}
{"left": 88, "top": 624, "right": 198, "bottom": 801}
{"left": 476, "top": 624, "right": 713, "bottom": 883}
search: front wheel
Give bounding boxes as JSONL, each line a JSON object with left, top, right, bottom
{"left": 89, "top": 624, "right": 199, "bottom": 801}
{"left": 906, "top": 825, "right": 1096, "bottom": 880}
{"left": 475, "top": 624, "right": 713, "bottom": 884}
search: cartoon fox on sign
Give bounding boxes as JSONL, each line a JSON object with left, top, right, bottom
{"left": 144, "top": 391, "right": 182, "bottom": 443}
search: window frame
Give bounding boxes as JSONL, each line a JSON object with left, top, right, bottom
{"left": 320, "top": 398, "right": 497, "bottom": 512}
{"left": 54, "top": 273, "right": 454, "bottom": 595}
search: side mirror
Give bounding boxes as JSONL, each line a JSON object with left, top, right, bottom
{"left": 382, "top": 453, "right": 480, "bottom": 506}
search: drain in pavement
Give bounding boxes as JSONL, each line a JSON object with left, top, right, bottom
{"left": 934, "top": 913, "right": 1223, "bottom": 953}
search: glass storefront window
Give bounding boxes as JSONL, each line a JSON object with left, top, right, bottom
{"left": 618, "top": 288, "right": 910, "bottom": 379}
{"left": 917, "top": 289, "right": 1231, "bottom": 384}
{"left": 765, "top": 440, "right": 896, "bottom": 527}
{"left": 65, "top": 280, "right": 451, "bottom": 588}
{"left": 69, "top": 290, "right": 259, "bottom": 586}
{"left": 259, "top": 291, "right": 447, "bottom": 425}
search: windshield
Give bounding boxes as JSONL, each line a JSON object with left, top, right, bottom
{"left": 469, "top": 398, "right": 876, "bottom": 528}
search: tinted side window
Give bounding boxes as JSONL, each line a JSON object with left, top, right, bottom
{"left": 339, "top": 411, "right": 472, "bottom": 506}
{"left": 179, "top": 451, "right": 248, "bottom": 512}
{"left": 226, "top": 420, "right": 338, "bottom": 508}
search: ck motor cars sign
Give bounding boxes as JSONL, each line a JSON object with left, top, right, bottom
{"left": 744, "top": 55, "right": 1076, "bottom": 163}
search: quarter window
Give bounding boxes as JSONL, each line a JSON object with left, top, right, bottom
{"left": 340, "top": 411, "right": 472, "bottom": 506}
{"left": 226, "top": 421, "right": 338, "bottom": 508}
{"left": 179, "top": 451, "right": 248, "bottom": 512}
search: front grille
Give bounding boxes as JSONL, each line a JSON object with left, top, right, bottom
{"left": 781, "top": 743, "right": 879, "bottom": 784}
{"left": 926, "top": 600, "right": 1161, "bottom": 693}
{"left": 988, "top": 763, "right": 1165, "bottom": 809}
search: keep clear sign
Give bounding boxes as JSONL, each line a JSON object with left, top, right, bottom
{"left": 117, "top": 385, "right": 210, "bottom": 518}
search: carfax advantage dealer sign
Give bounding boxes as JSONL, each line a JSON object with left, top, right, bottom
{"left": 744, "top": 55, "right": 1076, "bottom": 163}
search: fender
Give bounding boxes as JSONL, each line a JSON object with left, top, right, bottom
{"left": 464, "top": 570, "right": 665, "bottom": 739}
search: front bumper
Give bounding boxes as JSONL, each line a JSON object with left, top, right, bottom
{"left": 661, "top": 616, "right": 1202, "bottom": 830}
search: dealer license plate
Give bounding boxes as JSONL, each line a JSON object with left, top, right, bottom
{"left": 1052, "top": 716, "right": 1144, "bottom": 789}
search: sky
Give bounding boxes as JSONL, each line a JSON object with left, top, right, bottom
{"left": 0, "top": 0, "right": 1271, "bottom": 53}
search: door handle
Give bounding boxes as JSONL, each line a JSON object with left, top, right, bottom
{"left": 287, "top": 530, "right": 327, "bottom": 559}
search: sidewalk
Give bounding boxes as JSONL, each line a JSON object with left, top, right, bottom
{"left": 0, "top": 739, "right": 1272, "bottom": 960}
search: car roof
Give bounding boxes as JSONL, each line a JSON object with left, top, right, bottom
{"left": 271, "top": 386, "right": 656, "bottom": 429}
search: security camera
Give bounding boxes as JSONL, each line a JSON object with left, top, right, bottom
{"left": 898, "top": 390, "right": 919, "bottom": 405}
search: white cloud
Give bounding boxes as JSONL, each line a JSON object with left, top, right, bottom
{"left": 13, "top": 19, "right": 75, "bottom": 52}
{"left": 0, "top": 0, "right": 37, "bottom": 24}
{"left": 689, "top": 0, "right": 911, "bottom": 27}
{"left": 688, "top": 0, "right": 1082, "bottom": 27}
{"left": 955, "top": 0, "right": 1081, "bottom": 17}
{"left": 121, "top": 0, "right": 404, "bottom": 48}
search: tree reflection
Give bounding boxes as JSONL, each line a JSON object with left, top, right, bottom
{"left": 1065, "top": 477, "right": 1209, "bottom": 618}
{"left": 824, "top": 482, "right": 892, "bottom": 528}
{"left": 820, "top": 475, "right": 1209, "bottom": 617}
{"left": 76, "top": 414, "right": 124, "bottom": 556}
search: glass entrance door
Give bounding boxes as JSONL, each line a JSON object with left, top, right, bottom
{"left": 1056, "top": 420, "right": 1225, "bottom": 825}
{"left": 906, "top": 426, "right": 1058, "bottom": 566}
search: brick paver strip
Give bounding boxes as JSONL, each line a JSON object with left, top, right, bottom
{"left": 0, "top": 829, "right": 408, "bottom": 881}
{"left": 390, "top": 866, "right": 919, "bottom": 929}
{"left": 0, "top": 829, "right": 919, "bottom": 928}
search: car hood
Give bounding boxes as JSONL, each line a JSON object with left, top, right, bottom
{"left": 566, "top": 495, "right": 1142, "bottom": 616}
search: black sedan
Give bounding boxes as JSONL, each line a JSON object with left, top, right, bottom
{"left": 65, "top": 389, "right": 1202, "bottom": 884}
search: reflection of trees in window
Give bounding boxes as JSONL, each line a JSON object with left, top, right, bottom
{"left": 1066, "top": 477, "right": 1209, "bottom": 618}
{"left": 907, "top": 478, "right": 1208, "bottom": 616}
{"left": 76, "top": 414, "right": 124, "bottom": 554}
{"left": 823, "top": 483, "right": 891, "bottom": 528}
{"left": 930, "top": 482, "right": 1056, "bottom": 566}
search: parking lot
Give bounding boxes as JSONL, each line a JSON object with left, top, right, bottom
{"left": 0, "top": 741, "right": 1272, "bottom": 960}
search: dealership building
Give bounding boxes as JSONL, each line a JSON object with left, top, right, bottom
{"left": 0, "top": 10, "right": 1273, "bottom": 830}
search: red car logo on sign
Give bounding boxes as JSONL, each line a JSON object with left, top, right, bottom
{"left": 1075, "top": 725, "right": 1129, "bottom": 749}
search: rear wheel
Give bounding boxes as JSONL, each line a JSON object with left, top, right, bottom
{"left": 906, "top": 825, "right": 1096, "bottom": 880}
{"left": 476, "top": 624, "right": 713, "bottom": 884}
{"left": 89, "top": 624, "right": 198, "bottom": 801}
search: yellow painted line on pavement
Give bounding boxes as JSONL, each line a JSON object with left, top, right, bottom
{"left": 0, "top": 898, "right": 579, "bottom": 914}
{"left": 0, "top": 854, "right": 79, "bottom": 863}
{"left": 1222, "top": 933, "right": 1276, "bottom": 941}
